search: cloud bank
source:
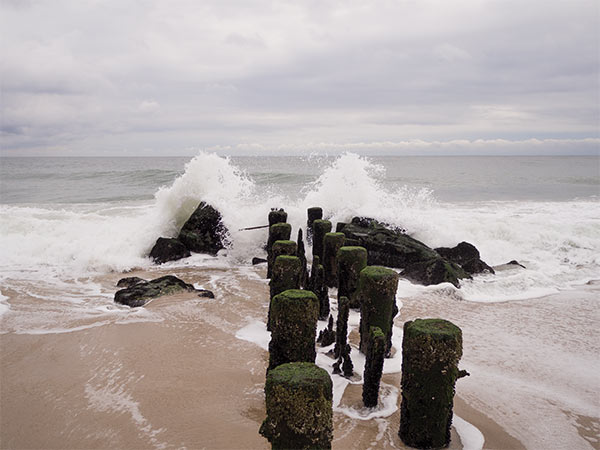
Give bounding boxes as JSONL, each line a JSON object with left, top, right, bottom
{"left": 1, "top": 0, "right": 598, "bottom": 156}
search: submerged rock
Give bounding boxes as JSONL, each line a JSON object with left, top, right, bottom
{"left": 149, "top": 237, "right": 191, "bottom": 264}
{"left": 177, "top": 202, "right": 229, "bottom": 255}
{"left": 252, "top": 257, "right": 267, "bottom": 265}
{"left": 114, "top": 275, "right": 197, "bottom": 307}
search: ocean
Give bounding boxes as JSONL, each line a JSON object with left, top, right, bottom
{"left": 1, "top": 153, "right": 599, "bottom": 449}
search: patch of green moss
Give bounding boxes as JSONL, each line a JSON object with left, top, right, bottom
{"left": 360, "top": 265, "right": 398, "bottom": 281}
{"left": 337, "top": 246, "right": 368, "bottom": 307}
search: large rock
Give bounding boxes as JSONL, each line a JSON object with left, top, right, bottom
{"left": 435, "top": 241, "right": 494, "bottom": 275}
{"left": 149, "top": 237, "right": 191, "bottom": 264}
{"left": 339, "top": 218, "right": 472, "bottom": 288}
{"left": 114, "top": 275, "right": 197, "bottom": 307}
{"left": 339, "top": 218, "right": 438, "bottom": 268}
{"left": 177, "top": 202, "right": 228, "bottom": 255}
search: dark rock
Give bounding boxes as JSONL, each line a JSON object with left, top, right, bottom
{"left": 335, "top": 222, "right": 347, "bottom": 233}
{"left": 252, "top": 257, "right": 267, "bottom": 265}
{"left": 116, "top": 276, "right": 147, "bottom": 288}
{"left": 435, "top": 242, "right": 480, "bottom": 264}
{"left": 435, "top": 241, "right": 494, "bottom": 275}
{"left": 507, "top": 260, "right": 526, "bottom": 268}
{"left": 114, "top": 275, "right": 196, "bottom": 307}
{"left": 197, "top": 289, "right": 215, "bottom": 298}
{"left": 402, "top": 258, "right": 471, "bottom": 288}
{"left": 341, "top": 218, "right": 438, "bottom": 269}
{"left": 461, "top": 258, "right": 495, "bottom": 275}
{"left": 177, "top": 202, "right": 229, "bottom": 255}
{"left": 149, "top": 237, "right": 191, "bottom": 264}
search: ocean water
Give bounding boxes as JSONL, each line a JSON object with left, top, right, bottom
{"left": 1, "top": 153, "right": 599, "bottom": 448}
{"left": 1, "top": 153, "right": 598, "bottom": 304}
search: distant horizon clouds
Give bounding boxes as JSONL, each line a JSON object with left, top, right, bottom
{"left": 1, "top": 0, "right": 598, "bottom": 156}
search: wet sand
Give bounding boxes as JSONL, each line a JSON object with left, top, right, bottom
{"left": 1, "top": 264, "right": 598, "bottom": 449}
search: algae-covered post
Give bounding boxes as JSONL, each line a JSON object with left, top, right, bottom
{"left": 268, "top": 255, "right": 302, "bottom": 330}
{"left": 269, "top": 255, "right": 301, "bottom": 300}
{"left": 268, "top": 239, "right": 297, "bottom": 280}
{"left": 362, "top": 326, "right": 386, "bottom": 408}
{"left": 323, "top": 232, "right": 345, "bottom": 288}
{"left": 399, "top": 319, "right": 466, "bottom": 449}
{"left": 268, "top": 289, "right": 319, "bottom": 371}
{"left": 355, "top": 266, "right": 399, "bottom": 356}
{"left": 317, "top": 315, "right": 335, "bottom": 347}
{"left": 297, "top": 228, "right": 309, "bottom": 288}
{"left": 260, "top": 362, "right": 333, "bottom": 449}
{"left": 266, "top": 224, "right": 292, "bottom": 278}
{"left": 337, "top": 246, "right": 368, "bottom": 308}
{"left": 268, "top": 208, "right": 288, "bottom": 226}
{"left": 312, "top": 219, "right": 332, "bottom": 262}
{"left": 309, "top": 255, "right": 329, "bottom": 320}
{"left": 306, "top": 207, "right": 323, "bottom": 244}
{"left": 334, "top": 296, "right": 350, "bottom": 359}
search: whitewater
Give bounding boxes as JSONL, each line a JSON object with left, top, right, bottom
{"left": 1, "top": 152, "right": 599, "bottom": 449}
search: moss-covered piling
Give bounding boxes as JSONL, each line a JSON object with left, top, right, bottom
{"left": 362, "top": 326, "right": 386, "bottom": 407}
{"left": 260, "top": 362, "right": 333, "bottom": 449}
{"left": 269, "top": 208, "right": 288, "bottom": 226}
{"left": 297, "top": 228, "right": 309, "bottom": 288}
{"left": 399, "top": 319, "right": 464, "bottom": 449}
{"left": 266, "top": 227, "right": 293, "bottom": 277}
{"left": 312, "top": 219, "right": 332, "bottom": 262}
{"left": 323, "top": 232, "right": 345, "bottom": 288}
{"left": 334, "top": 296, "right": 350, "bottom": 359}
{"left": 337, "top": 246, "right": 368, "bottom": 308}
{"left": 355, "top": 266, "right": 399, "bottom": 355}
{"left": 270, "top": 255, "right": 301, "bottom": 300}
{"left": 306, "top": 207, "right": 323, "bottom": 244}
{"left": 309, "top": 256, "right": 329, "bottom": 320}
{"left": 268, "top": 289, "right": 319, "bottom": 371}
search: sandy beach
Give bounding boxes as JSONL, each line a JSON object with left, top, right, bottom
{"left": 3, "top": 262, "right": 596, "bottom": 449}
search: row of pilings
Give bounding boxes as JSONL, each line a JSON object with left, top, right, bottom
{"left": 259, "top": 207, "right": 467, "bottom": 450}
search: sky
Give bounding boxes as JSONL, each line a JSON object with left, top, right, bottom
{"left": 1, "top": 0, "right": 599, "bottom": 156}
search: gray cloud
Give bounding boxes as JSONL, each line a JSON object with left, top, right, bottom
{"left": 0, "top": 0, "right": 598, "bottom": 156}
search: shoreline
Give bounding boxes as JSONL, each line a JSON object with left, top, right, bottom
{"left": 1, "top": 265, "right": 599, "bottom": 449}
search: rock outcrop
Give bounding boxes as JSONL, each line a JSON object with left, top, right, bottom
{"left": 177, "top": 202, "right": 229, "bottom": 255}
{"left": 435, "top": 242, "right": 494, "bottom": 275}
{"left": 114, "top": 275, "right": 204, "bottom": 307}
{"left": 149, "top": 237, "right": 191, "bottom": 264}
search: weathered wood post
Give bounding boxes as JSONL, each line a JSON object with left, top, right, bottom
{"left": 337, "top": 246, "right": 368, "bottom": 308}
{"left": 297, "top": 228, "right": 309, "bottom": 288}
{"left": 268, "top": 289, "right": 319, "bottom": 371}
{"left": 399, "top": 319, "right": 465, "bottom": 449}
{"left": 323, "top": 232, "right": 345, "bottom": 288}
{"left": 306, "top": 207, "right": 323, "bottom": 244}
{"left": 334, "top": 296, "right": 350, "bottom": 359}
{"left": 266, "top": 223, "right": 292, "bottom": 278}
{"left": 268, "top": 254, "right": 301, "bottom": 330}
{"left": 269, "top": 208, "right": 288, "bottom": 226}
{"left": 260, "top": 362, "right": 333, "bottom": 449}
{"left": 269, "top": 255, "right": 301, "bottom": 300}
{"left": 362, "top": 326, "right": 386, "bottom": 407}
{"left": 312, "top": 219, "right": 332, "bottom": 262}
{"left": 309, "top": 255, "right": 329, "bottom": 320}
{"left": 355, "top": 266, "right": 399, "bottom": 355}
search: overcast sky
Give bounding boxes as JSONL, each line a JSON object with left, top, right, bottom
{"left": 1, "top": 0, "right": 598, "bottom": 156}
